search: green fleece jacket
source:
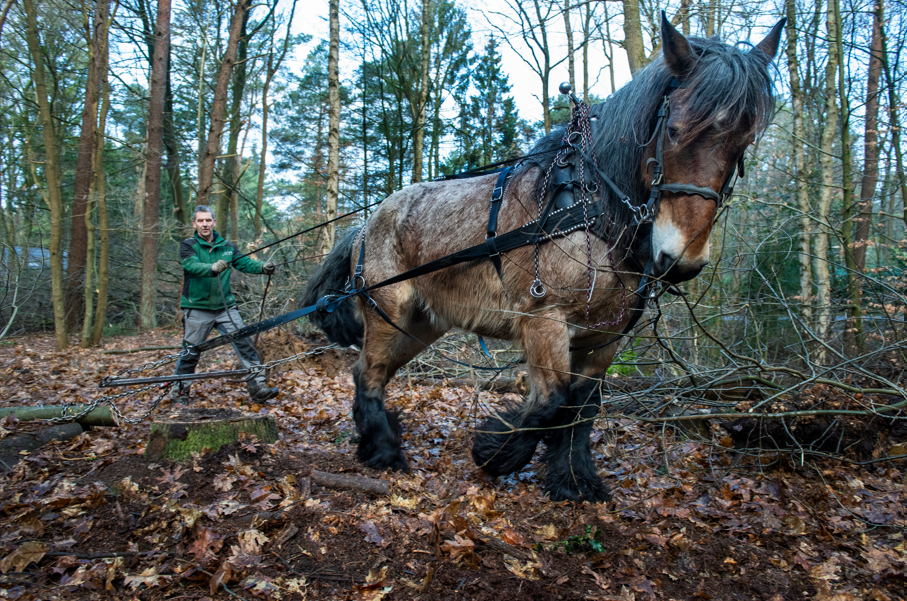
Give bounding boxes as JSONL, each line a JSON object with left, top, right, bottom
{"left": 179, "top": 231, "right": 265, "bottom": 310}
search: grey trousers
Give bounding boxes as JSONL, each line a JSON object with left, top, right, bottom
{"left": 173, "top": 307, "right": 266, "bottom": 388}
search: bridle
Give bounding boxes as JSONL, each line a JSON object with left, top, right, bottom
{"left": 636, "top": 77, "right": 745, "bottom": 226}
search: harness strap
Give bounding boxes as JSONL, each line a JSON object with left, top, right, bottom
{"left": 189, "top": 199, "right": 608, "bottom": 356}
{"left": 486, "top": 166, "right": 512, "bottom": 282}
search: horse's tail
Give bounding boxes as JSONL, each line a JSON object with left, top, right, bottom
{"left": 302, "top": 226, "right": 364, "bottom": 348}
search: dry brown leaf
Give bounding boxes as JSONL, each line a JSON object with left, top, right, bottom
{"left": 123, "top": 566, "right": 172, "bottom": 590}
{"left": 0, "top": 541, "right": 46, "bottom": 573}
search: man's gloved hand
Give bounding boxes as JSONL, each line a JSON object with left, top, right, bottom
{"left": 211, "top": 259, "right": 229, "bottom": 274}
{"left": 262, "top": 261, "right": 276, "bottom": 275}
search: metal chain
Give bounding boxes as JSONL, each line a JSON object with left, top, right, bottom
{"left": 249, "top": 343, "right": 339, "bottom": 375}
{"left": 110, "top": 347, "right": 193, "bottom": 380}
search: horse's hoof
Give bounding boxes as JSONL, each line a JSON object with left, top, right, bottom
{"left": 545, "top": 474, "right": 611, "bottom": 504}
{"left": 472, "top": 415, "right": 541, "bottom": 476}
{"left": 359, "top": 446, "right": 409, "bottom": 472}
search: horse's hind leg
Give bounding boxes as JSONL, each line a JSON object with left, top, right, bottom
{"left": 472, "top": 314, "right": 570, "bottom": 477}
{"left": 542, "top": 345, "right": 617, "bottom": 503}
{"left": 353, "top": 302, "right": 444, "bottom": 472}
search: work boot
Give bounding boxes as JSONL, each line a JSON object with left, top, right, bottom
{"left": 170, "top": 384, "right": 190, "bottom": 406}
{"left": 248, "top": 381, "right": 279, "bottom": 403}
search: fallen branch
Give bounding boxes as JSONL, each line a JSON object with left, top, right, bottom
{"left": 0, "top": 405, "right": 116, "bottom": 427}
{"left": 0, "top": 423, "right": 84, "bottom": 471}
{"left": 101, "top": 346, "right": 181, "bottom": 354}
{"left": 478, "top": 536, "right": 531, "bottom": 561}
{"left": 310, "top": 470, "right": 389, "bottom": 495}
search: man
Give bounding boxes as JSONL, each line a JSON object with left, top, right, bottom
{"left": 171, "top": 205, "right": 278, "bottom": 405}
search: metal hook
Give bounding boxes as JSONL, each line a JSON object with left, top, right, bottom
{"left": 530, "top": 280, "right": 547, "bottom": 298}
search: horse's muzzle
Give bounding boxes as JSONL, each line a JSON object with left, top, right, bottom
{"left": 653, "top": 251, "right": 706, "bottom": 284}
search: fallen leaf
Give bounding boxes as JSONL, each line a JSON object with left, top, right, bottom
{"left": 0, "top": 541, "right": 47, "bottom": 573}
{"left": 123, "top": 566, "right": 172, "bottom": 590}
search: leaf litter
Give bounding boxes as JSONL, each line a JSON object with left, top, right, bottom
{"left": 0, "top": 330, "right": 904, "bottom": 600}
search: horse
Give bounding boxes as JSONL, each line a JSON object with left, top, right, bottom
{"left": 302, "top": 14, "right": 785, "bottom": 503}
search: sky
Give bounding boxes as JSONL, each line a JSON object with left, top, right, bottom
{"left": 286, "top": 0, "right": 634, "bottom": 125}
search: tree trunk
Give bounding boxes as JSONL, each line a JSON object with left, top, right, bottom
{"left": 785, "top": 0, "right": 812, "bottom": 325}
{"left": 815, "top": 0, "right": 839, "bottom": 364}
{"left": 145, "top": 409, "right": 278, "bottom": 461}
{"left": 411, "top": 0, "right": 431, "bottom": 183}
{"left": 581, "top": 0, "right": 591, "bottom": 102}
{"left": 196, "top": 0, "right": 249, "bottom": 207}
{"left": 321, "top": 0, "right": 341, "bottom": 257}
{"left": 563, "top": 0, "right": 574, "bottom": 91}
{"left": 879, "top": 7, "right": 907, "bottom": 225}
{"left": 854, "top": 0, "right": 883, "bottom": 271}
{"left": 164, "top": 50, "right": 188, "bottom": 224}
{"left": 66, "top": 0, "right": 107, "bottom": 331}
{"left": 833, "top": 0, "right": 862, "bottom": 353}
{"left": 139, "top": 0, "right": 171, "bottom": 330}
{"left": 22, "top": 0, "right": 67, "bottom": 350}
{"left": 0, "top": 405, "right": 115, "bottom": 426}
{"left": 622, "top": 0, "right": 646, "bottom": 76}
{"left": 216, "top": 4, "right": 251, "bottom": 229}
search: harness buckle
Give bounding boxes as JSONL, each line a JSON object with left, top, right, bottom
{"left": 651, "top": 172, "right": 663, "bottom": 187}
{"left": 530, "top": 279, "right": 547, "bottom": 298}
{"left": 491, "top": 186, "right": 504, "bottom": 201}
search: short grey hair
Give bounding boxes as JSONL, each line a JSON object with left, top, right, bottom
{"left": 193, "top": 205, "right": 215, "bottom": 220}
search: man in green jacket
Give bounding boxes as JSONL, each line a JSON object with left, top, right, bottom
{"left": 171, "top": 205, "right": 278, "bottom": 405}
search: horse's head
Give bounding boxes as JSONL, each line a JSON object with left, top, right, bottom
{"left": 648, "top": 13, "right": 785, "bottom": 284}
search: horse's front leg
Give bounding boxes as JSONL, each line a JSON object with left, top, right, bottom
{"left": 353, "top": 302, "right": 445, "bottom": 472}
{"left": 472, "top": 313, "right": 571, "bottom": 477}
{"left": 542, "top": 344, "right": 617, "bottom": 503}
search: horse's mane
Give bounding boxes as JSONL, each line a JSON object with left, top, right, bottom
{"left": 519, "top": 35, "right": 776, "bottom": 263}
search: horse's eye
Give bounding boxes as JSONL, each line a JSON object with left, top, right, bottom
{"left": 668, "top": 126, "right": 680, "bottom": 141}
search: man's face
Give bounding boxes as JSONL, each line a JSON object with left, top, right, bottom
{"left": 193, "top": 212, "right": 215, "bottom": 241}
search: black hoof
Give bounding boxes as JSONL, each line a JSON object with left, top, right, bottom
{"left": 544, "top": 471, "right": 611, "bottom": 503}
{"left": 472, "top": 412, "right": 542, "bottom": 476}
{"left": 356, "top": 410, "right": 408, "bottom": 471}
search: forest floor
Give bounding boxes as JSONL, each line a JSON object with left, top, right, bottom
{"left": 0, "top": 329, "right": 905, "bottom": 601}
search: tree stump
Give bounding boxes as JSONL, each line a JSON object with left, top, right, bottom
{"left": 145, "top": 408, "right": 278, "bottom": 461}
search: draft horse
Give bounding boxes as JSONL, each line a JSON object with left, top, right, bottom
{"left": 303, "top": 15, "right": 785, "bottom": 502}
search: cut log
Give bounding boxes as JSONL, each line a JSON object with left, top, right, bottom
{"left": 310, "top": 469, "right": 390, "bottom": 495}
{"left": 0, "top": 423, "right": 84, "bottom": 471}
{"left": 144, "top": 407, "right": 278, "bottom": 461}
{"left": 0, "top": 405, "right": 116, "bottom": 427}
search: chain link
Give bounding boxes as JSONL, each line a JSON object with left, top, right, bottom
{"left": 250, "top": 343, "right": 340, "bottom": 375}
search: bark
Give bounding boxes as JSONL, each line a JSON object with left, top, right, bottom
{"left": 410, "top": 0, "right": 431, "bottom": 183}
{"left": 145, "top": 410, "right": 278, "bottom": 461}
{"left": 0, "top": 424, "right": 83, "bottom": 472}
{"left": 622, "top": 0, "right": 646, "bottom": 76}
{"left": 22, "top": 0, "right": 67, "bottom": 350}
{"left": 854, "top": 0, "right": 883, "bottom": 271}
{"left": 321, "top": 0, "right": 341, "bottom": 257}
{"left": 0, "top": 405, "right": 115, "bottom": 426}
{"left": 581, "top": 0, "right": 591, "bottom": 101}
{"left": 216, "top": 3, "right": 251, "bottom": 229}
{"left": 785, "top": 0, "right": 812, "bottom": 324}
{"left": 815, "top": 0, "right": 839, "bottom": 364}
{"left": 310, "top": 470, "right": 390, "bottom": 495}
{"left": 139, "top": 0, "right": 171, "bottom": 330}
{"left": 164, "top": 50, "right": 188, "bottom": 224}
{"left": 703, "top": 0, "right": 718, "bottom": 37}
{"left": 879, "top": 9, "right": 907, "bottom": 224}
{"left": 196, "top": 0, "right": 249, "bottom": 207}
{"left": 563, "top": 0, "right": 574, "bottom": 91}
{"left": 81, "top": 0, "right": 111, "bottom": 348}
{"left": 255, "top": 1, "right": 296, "bottom": 241}
{"left": 833, "top": 0, "right": 862, "bottom": 353}
{"left": 66, "top": 0, "right": 107, "bottom": 331}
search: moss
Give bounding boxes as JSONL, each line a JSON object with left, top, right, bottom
{"left": 146, "top": 416, "right": 278, "bottom": 461}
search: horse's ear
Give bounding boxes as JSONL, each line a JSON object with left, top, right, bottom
{"left": 750, "top": 18, "right": 787, "bottom": 63}
{"left": 660, "top": 10, "right": 694, "bottom": 77}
